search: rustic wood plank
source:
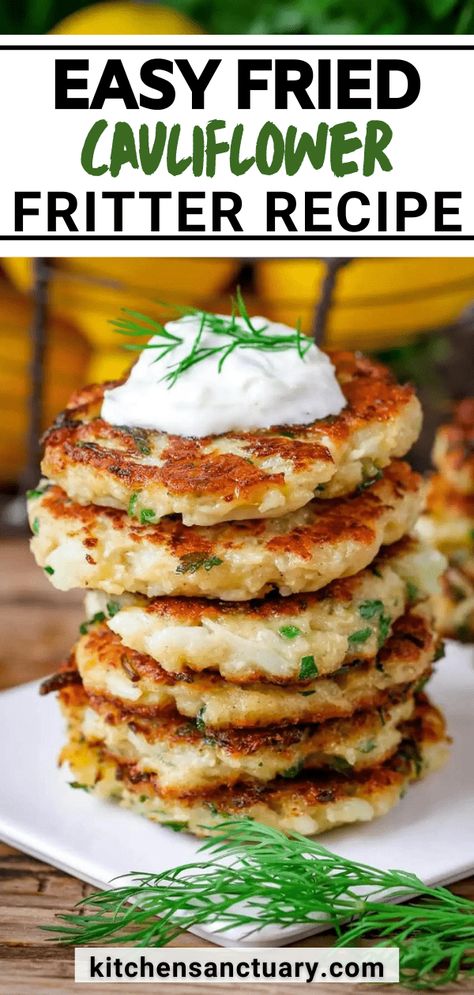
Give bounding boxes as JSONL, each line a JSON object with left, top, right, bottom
{"left": 1, "top": 834, "right": 473, "bottom": 994}
{"left": 0, "top": 538, "right": 83, "bottom": 688}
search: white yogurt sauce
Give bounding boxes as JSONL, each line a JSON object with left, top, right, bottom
{"left": 102, "top": 313, "right": 346, "bottom": 437}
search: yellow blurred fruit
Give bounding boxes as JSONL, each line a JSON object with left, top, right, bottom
{"left": 0, "top": 278, "right": 90, "bottom": 483}
{"left": 2, "top": 258, "right": 241, "bottom": 349}
{"left": 255, "top": 259, "right": 474, "bottom": 349}
{"left": 52, "top": 1, "right": 201, "bottom": 34}
{"left": 87, "top": 348, "right": 133, "bottom": 383}
{"left": 2, "top": 258, "right": 31, "bottom": 295}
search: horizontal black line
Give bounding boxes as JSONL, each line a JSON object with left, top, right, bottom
{"left": 0, "top": 45, "right": 473, "bottom": 51}
{"left": 1, "top": 234, "right": 472, "bottom": 240}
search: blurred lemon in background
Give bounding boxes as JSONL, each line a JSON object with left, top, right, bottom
{"left": 0, "top": 277, "right": 90, "bottom": 483}
{"left": 3, "top": 258, "right": 240, "bottom": 378}
{"left": 255, "top": 259, "right": 474, "bottom": 348}
{"left": 52, "top": 1, "right": 201, "bottom": 34}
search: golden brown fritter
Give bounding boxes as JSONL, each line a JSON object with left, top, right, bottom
{"left": 56, "top": 606, "right": 438, "bottom": 729}
{"left": 417, "top": 474, "right": 474, "bottom": 559}
{"left": 432, "top": 560, "right": 474, "bottom": 643}
{"left": 59, "top": 681, "right": 415, "bottom": 796}
{"left": 432, "top": 398, "right": 474, "bottom": 495}
{"left": 40, "top": 352, "right": 422, "bottom": 525}
{"left": 28, "top": 462, "right": 424, "bottom": 600}
{"left": 60, "top": 696, "right": 449, "bottom": 837}
{"left": 81, "top": 536, "right": 443, "bottom": 684}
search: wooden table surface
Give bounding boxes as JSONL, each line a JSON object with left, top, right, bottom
{"left": 0, "top": 536, "right": 472, "bottom": 994}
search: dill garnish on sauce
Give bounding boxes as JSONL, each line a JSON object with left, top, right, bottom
{"left": 111, "top": 289, "right": 312, "bottom": 388}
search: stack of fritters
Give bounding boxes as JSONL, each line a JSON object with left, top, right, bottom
{"left": 418, "top": 399, "right": 474, "bottom": 642}
{"left": 30, "top": 351, "right": 450, "bottom": 837}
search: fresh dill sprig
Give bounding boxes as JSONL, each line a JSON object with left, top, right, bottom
{"left": 43, "top": 818, "right": 474, "bottom": 989}
{"left": 110, "top": 289, "right": 312, "bottom": 388}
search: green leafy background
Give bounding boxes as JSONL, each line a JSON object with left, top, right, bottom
{"left": 2, "top": 0, "right": 474, "bottom": 34}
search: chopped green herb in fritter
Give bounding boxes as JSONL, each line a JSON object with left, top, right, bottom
{"left": 80, "top": 612, "right": 106, "bottom": 636}
{"left": 299, "top": 655, "right": 318, "bottom": 680}
{"left": 279, "top": 625, "right": 302, "bottom": 640}
{"left": 348, "top": 627, "right": 372, "bottom": 645}
{"left": 176, "top": 553, "right": 223, "bottom": 575}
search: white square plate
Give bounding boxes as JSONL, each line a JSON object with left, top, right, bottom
{"left": 0, "top": 641, "right": 473, "bottom": 947}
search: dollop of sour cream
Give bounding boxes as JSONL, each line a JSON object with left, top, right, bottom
{"left": 102, "top": 314, "right": 346, "bottom": 437}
